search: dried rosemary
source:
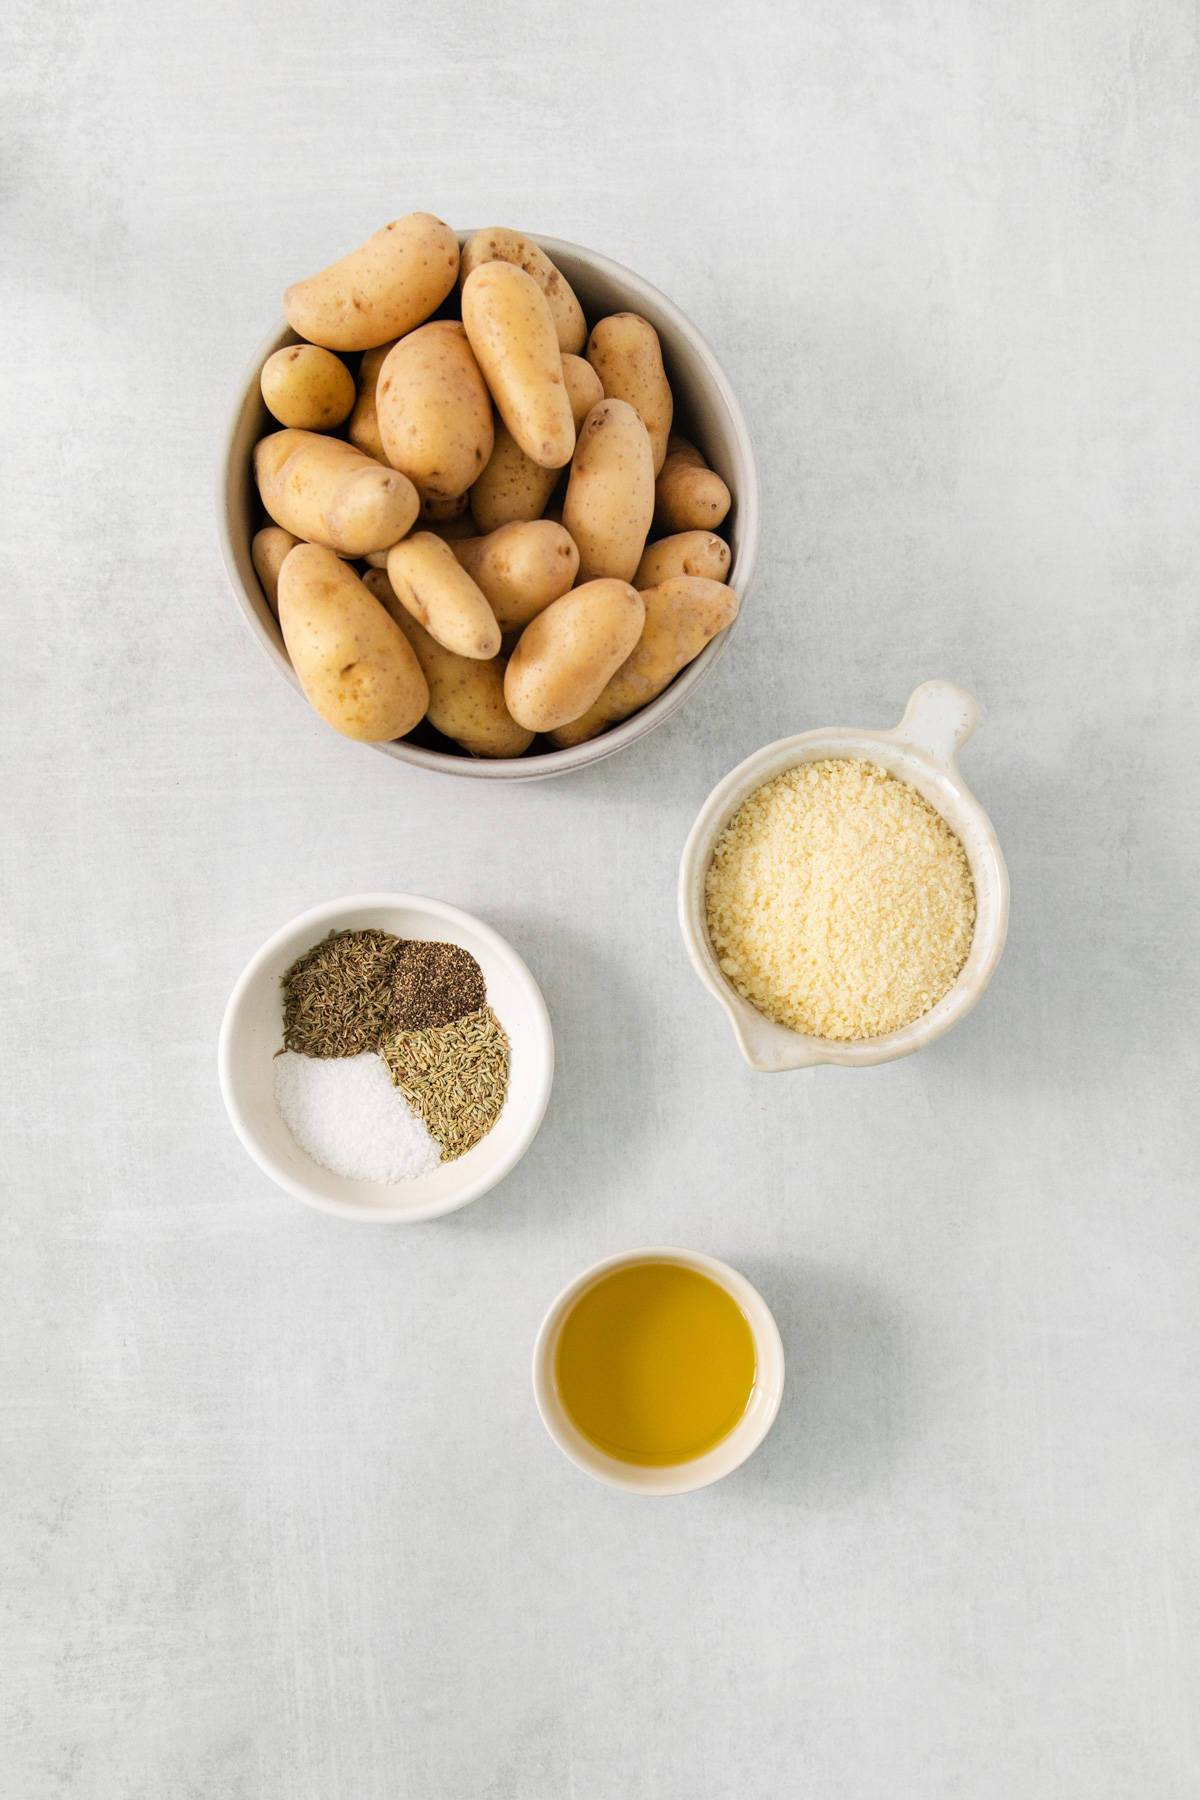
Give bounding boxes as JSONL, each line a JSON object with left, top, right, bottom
{"left": 379, "top": 1006, "right": 510, "bottom": 1162}
{"left": 280, "top": 929, "right": 400, "bottom": 1057}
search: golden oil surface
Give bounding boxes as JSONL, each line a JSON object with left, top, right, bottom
{"left": 555, "top": 1262, "right": 757, "bottom": 1466}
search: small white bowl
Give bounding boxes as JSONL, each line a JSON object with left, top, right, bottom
{"left": 218, "top": 893, "right": 554, "bottom": 1221}
{"left": 216, "top": 232, "right": 760, "bottom": 781}
{"left": 678, "top": 680, "right": 1010, "bottom": 1071}
{"left": 532, "top": 1246, "right": 785, "bottom": 1494}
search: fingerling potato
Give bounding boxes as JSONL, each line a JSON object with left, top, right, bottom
{"left": 585, "top": 314, "right": 673, "bottom": 473}
{"left": 462, "top": 262, "right": 575, "bottom": 469}
{"left": 385, "top": 532, "right": 501, "bottom": 660}
{"left": 283, "top": 212, "right": 459, "bottom": 352}
{"left": 504, "top": 578, "right": 644, "bottom": 732}
{"left": 260, "top": 344, "right": 356, "bottom": 432}
{"left": 346, "top": 339, "right": 396, "bottom": 463}
{"left": 364, "top": 570, "right": 533, "bottom": 758}
{"left": 278, "top": 545, "right": 429, "bottom": 741}
{"left": 469, "top": 353, "right": 602, "bottom": 532}
{"left": 460, "top": 228, "right": 587, "bottom": 354}
{"left": 654, "top": 436, "right": 731, "bottom": 532}
{"left": 452, "top": 520, "right": 579, "bottom": 633}
{"left": 376, "top": 322, "right": 494, "bottom": 513}
{"left": 633, "top": 529, "right": 730, "bottom": 588}
{"left": 254, "top": 429, "right": 419, "bottom": 556}
{"left": 251, "top": 525, "right": 300, "bottom": 615}
{"left": 562, "top": 399, "right": 655, "bottom": 582}
{"left": 548, "top": 575, "right": 739, "bottom": 746}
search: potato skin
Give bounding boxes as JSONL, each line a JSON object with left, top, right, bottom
{"left": 254, "top": 429, "right": 419, "bottom": 556}
{"left": 461, "top": 262, "right": 575, "bottom": 470}
{"left": 362, "top": 508, "right": 473, "bottom": 563}
{"left": 346, "top": 340, "right": 396, "bottom": 463}
{"left": 654, "top": 436, "right": 731, "bottom": 532}
{"left": 385, "top": 532, "right": 501, "bottom": 660}
{"left": 562, "top": 399, "right": 655, "bottom": 582}
{"left": 376, "top": 322, "right": 494, "bottom": 514}
{"left": 278, "top": 545, "right": 429, "bottom": 741}
{"left": 562, "top": 353, "right": 604, "bottom": 427}
{"left": 364, "top": 570, "right": 533, "bottom": 759}
{"left": 260, "top": 345, "right": 356, "bottom": 431}
{"left": 459, "top": 228, "right": 587, "bottom": 354}
{"left": 504, "top": 579, "right": 645, "bottom": 732}
{"left": 633, "top": 530, "right": 731, "bottom": 588}
{"left": 283, "top": 212, "right": 459, "bottom": 352}
{"left": 251, "top": 525, "right": 300, "bottom": 616}
{"left": 469, "top": 355, "right": 600, "bottom": 532}
{"left": 451, "top": 520, "right": 579, "bottom": 634}
{"left": 585, "top": 314, "right": 673, "bottom": 474}
{"left": 548, "top": 576, "right": 738, "bottom": 747}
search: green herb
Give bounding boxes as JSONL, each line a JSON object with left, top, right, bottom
{"left": 380, "top": 1006, "right": 510, "bottom": 1162}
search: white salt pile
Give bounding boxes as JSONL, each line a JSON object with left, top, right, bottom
{"left": 273, "top": 1051, "right": 441, "bottom": 1182}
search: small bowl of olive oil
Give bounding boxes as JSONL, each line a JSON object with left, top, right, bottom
{"left": 532, "top": 1247, "right": 785, "bottom": 1494}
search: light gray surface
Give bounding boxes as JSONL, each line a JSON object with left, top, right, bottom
{"left": 3, "top": 2, "right": 1198, "bottom": 1795}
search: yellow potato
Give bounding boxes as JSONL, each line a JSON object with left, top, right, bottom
{"left": 254, "top": 429, "right": 419, "bottom": 556}
{"left": 346, "top": 340, "right": 396, "bottom": 463}
{"left": 585, "top": 314, "right": 673, "bottom": 474}
{"left": 548, "top": 575, "right": 739, "bottom": 747}
{"left": 562, "top": 399, "right": 655, "bottom": 582}
{"left": 562, "top": 353, "right": 604, "bottom": 426}
{"left": 385, "top": 532, "right": 501, "bottom": 660}
{"left": 655, "top": 436, "right": 731, "bottom": 532}
{"left": 363, "top": 507, "right": 474, "bottom": 563}
{"left": 469, "top": 423, "right": 553, "bottom": 532}
{"left": 459, "top": 228, "right": 587, "bottom": 354}
{"left": 461, "top": 262, "right": 574, "bottom": 469}
{"left": 469, "top": 354, "right": 601, "bottom": 532}
{"left": 504, "top": 579, "right": 645, "bottom": 732}
{"left": 364, "top": 570, "right": 533, "bottom": 759}
{"left": 251, "top": 525, "right": 300, "bottom": 616}
{"left": 283, "top": 212, "right": 459, "bottom": 352}
{"left": 451, "top": 521, "right": 579, "bottom": 633}
{"left": 418, "top": 490, "right": 472, "bottom": 526}
{"left": 278, "top": 545, "right": 429, "bottom": 742}
{"left": 376, "top": 322, "right": 494, "bottom": 514}
{"left": 633, "top": 530, "right": 731, "bottom": 588}
{"left": 260, "top": 344, "right": 356, "bottom": 431}
{"left": 424, "top": 508, "right": 478, "bottom": 542}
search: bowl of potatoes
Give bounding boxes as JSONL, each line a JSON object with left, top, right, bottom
{"left": 217, "top": 214, "right": 759, "bottom": 779}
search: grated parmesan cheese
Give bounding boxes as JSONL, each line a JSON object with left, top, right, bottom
{"left": 704, "top": 758, "right": 976, "bottom": 1041}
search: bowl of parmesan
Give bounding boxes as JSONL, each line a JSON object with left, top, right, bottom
{"left": 677, "top": 681, "right": 1009, "bottom": 1070}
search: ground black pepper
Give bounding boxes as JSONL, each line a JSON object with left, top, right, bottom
{"left": 391, "top": 939, "right": 486, "bottom": 1031}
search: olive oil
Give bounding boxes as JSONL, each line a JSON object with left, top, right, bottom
{"left": 554, "top": 1261, "right": 757, "bottom": 1466}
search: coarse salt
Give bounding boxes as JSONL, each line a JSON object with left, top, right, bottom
{"left": 273, "top": 1051, "right": 442, "bottom": 1183}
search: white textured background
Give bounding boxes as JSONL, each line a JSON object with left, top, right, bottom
{"left": 4, "top": 3, "right": 1199, "bottom": 1796}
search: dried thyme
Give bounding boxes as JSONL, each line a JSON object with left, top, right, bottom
{"left": 380, "top": 1006, "right": 510, "bottom": 1162}
{"left": 280, "top": 928, "right": 401, "bottom": 1057}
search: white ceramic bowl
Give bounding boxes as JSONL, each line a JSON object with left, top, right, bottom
{"left": 217, "top": 232, "right": 760, "bottom": 781}
{"left": 532, "top": 1246, "right": 785, "bottom": 1494}
{"left": 678, "top": 681, "right": 1010, "bottom": 1070}
{"left": 218, "top": 893, "right": 554, "bottom": 1220}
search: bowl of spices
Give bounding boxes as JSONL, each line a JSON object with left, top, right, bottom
{"left": 677, "top": 681, "right": 1010, "bottom": 1070}
{"left": 532, "top": 1246, "right": 785, "bottom": 1494}
{"left": 219, "top": 893, "right": 553, "bottom": 1220}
